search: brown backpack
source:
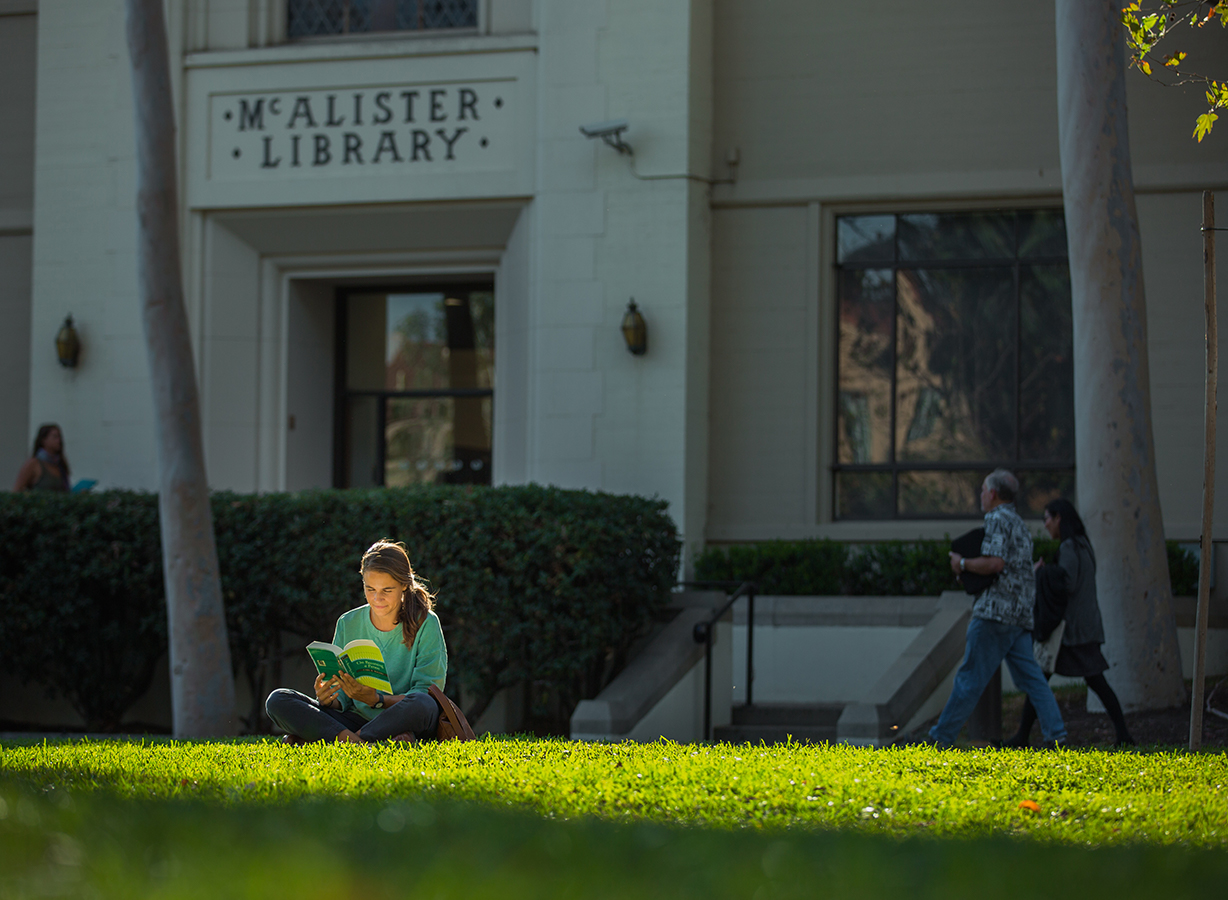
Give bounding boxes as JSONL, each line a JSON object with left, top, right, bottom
{"left": 428, "top": 684, "right": 477, "bottom": 741}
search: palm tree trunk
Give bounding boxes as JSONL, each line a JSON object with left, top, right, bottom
{"left": 126, "top": 0, "right": 236, "bottom": 736}
{"left": 1055, "top": 0, "right": 1186, "bottom": 711}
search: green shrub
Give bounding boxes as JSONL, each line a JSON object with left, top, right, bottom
{"left": 693, "top": 539, "right": 846, "bottom": 594}
{"left": 695, "top": 536, "right": 1197, "bottom": 598}
{"left": 844, "top": 541, "right": 952, "bottom": 596}
{"left": 0, "top": 486, "right": 680, "bottom": 735}
{"left": 0, "top": 492, "right": 165, "bottom": 732}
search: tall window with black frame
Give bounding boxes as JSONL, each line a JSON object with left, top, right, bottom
{"left": 834, "top": 210, "right": 1075, "bottom": 519}
{"left": 340, "top": 287, "right": 494, "bottom": 488}
{"left": 288, "top": 0, "right": 478, "bottom": 38}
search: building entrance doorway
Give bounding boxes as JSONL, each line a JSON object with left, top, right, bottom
{"left": 336, "top": 282, "right": 494, "bottom": 488}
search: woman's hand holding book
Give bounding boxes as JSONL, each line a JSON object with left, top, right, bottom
{"left": 314, "top": 673, "right": 342, "bottom": 709}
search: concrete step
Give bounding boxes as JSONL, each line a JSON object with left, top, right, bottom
{"left": 713, "top": 703, "right": 846, "bottom": 744}
{"left": 729, "top": 702, "right": 845, "bottom": 727}
{"left": 712, "top": 723, "right": 838, "bottom": 744}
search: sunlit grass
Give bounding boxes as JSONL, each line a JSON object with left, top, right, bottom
{"left": 1, "top": 737, "right": 1226, "bottom": 898}
{"left": 2, "top": 736, "right": 1225, "bottom": 846}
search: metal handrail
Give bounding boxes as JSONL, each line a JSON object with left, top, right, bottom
{"left": 680, "top": 580, "right": 757, "bottom": 741}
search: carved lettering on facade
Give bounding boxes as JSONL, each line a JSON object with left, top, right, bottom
{"left": 210, "top": 80, "right": 510, "bottom": 181}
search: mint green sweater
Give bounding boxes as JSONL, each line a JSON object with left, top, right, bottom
{"left": 331, "top": 606, "right": 448, "bottom": 722}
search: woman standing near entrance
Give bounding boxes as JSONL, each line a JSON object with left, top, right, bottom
{"left": 12, "top": 423, "right": 70, "bottom": 492}
{"left": 1007, "top": 499, "right": 1135, "bottom": 747}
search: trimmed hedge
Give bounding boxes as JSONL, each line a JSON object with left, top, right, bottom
{"left": 0, "top": 486, "right": 680, "bottom": 735}
{"left": 695, "top": 537, "right": 1199, "bottom": 598}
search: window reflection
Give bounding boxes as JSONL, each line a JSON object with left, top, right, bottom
{"left": 341, "top": 286, "right": 493, "bottom": 488}
{"left": 895, "top": 268, "right": 1015, "bottom": 462}
{"left": 834, "top": 210, "right": 1074, "bottom": 519}
{"left": 837, "top": 269, "right": 893, "bottom": 465}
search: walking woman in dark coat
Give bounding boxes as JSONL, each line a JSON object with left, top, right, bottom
{"left": 1006, "top": 498, "right": 1135, "bottom": 747}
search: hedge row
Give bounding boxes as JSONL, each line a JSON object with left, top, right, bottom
{"left": 694, "top": 537, "right": 1200, "bottom": 597}
{"left": 0, "top": 486, "right": 681, "bottom": 734}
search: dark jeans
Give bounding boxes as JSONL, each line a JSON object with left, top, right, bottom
{"left": 266, "top": 688, "right": 440, "bottom": 742}
{"left": 1012, "top": 672, "right": 1133, "bottom": 744}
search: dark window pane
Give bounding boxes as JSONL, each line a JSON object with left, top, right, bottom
{"left": 837, "top": 215, "right": 895, "bottom": 264}
{"left": 1015, "top": 470, "right": 1076, "bottom": 518}
{"left": 898, "top": 470, "right": 985, "bottom": 517}
{"left": 837, "top": 269, "right": 894, "bottom": 463}
{"left": 835, "top": 471, "right": 894, "bottom": 519}
{"left": 347, "top": 293, "right": 390, "bottom": 391}
{"left": 898, "top": 213, "right": 1013, "bottom": 261}
{"left": 895, "top": 268, "right": 1015, "bottom": 461}
{"left": 345, "top": 395, "right": 380, "bottom": 487}
{"left": 1019, "top": 265, "right": 1074, "bottom": 461}
{"left": 385, "top": 396, "right": 491, "bottom": 486}
{"left": 1017, "top": 209, "right": 1068, "bottom": 258}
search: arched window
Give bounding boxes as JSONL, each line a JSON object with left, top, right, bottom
{"left": 288, "top": 1, "right": 478, "bottom": 38}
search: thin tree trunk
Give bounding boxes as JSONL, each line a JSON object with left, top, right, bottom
{"left": 126, "top": 0, "right": 236, "bottom": 737}
{"left": 1055, "top": 0, "right": 1186, "bottom": 712}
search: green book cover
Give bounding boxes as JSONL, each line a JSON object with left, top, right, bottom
{"left": 305, "top": 639, "right": 393, "bottom": 695}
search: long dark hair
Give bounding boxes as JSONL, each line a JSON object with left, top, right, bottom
{"left": 1044, "top": 498, "right": 1086, "bottom": 542}
{"left": 359, "top": 539, "right": 435, "bottom": 648}
{"left": 32, "top": 423, "right": 70, "bottom": 484}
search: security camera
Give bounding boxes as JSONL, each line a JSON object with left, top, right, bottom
{"left": 579, "top": 119, "right": 632, "bottom": 155}
{"left": 579, "top": 119, "right": 629, "bottom": 139}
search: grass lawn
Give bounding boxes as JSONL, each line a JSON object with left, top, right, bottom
{"left": 1, "top": 736, "right": 1226, "bottom": 898}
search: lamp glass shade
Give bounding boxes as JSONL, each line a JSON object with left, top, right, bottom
{"left": 621, "top": 301, "right": 647, "bottom": 355}
{"left": 55, "top": 316, "right": 80, "bottom": 368}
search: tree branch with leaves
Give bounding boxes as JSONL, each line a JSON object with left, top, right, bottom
{"left": 1121, "top": 1, "right": 1228, "bottom": 140}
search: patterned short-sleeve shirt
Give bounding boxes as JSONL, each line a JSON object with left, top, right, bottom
{"left": 972, "top": 502, "right": 1034, "bottom": 629}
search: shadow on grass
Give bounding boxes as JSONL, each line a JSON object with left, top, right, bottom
{"left": 2, "top": 783, "right": 1226, "bottom": 900}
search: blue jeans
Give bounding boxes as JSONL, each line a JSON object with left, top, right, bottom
{"left": 266, "top": 689, "right": 440, "bottom": 742}
{"left": 929, "top": 616, "right": 1067, "bottom": 745}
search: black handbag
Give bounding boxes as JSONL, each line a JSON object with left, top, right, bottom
{"left": 951, "top": 528, "right": 998, "bottom": 596}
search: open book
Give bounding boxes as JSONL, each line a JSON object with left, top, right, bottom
{"left": 306, "top": 639, "right": 393, "bottom": 695}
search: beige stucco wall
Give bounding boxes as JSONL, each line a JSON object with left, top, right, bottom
{"left": 0, "top": 2, "right": 37, "bottom": 486}
{"left": 28, "top": 0, "right": 159, "bottom": 490}
{"left": 24, "top": 0, "right": 715, "bottom": 561}
{"left": 706, "top": 0, "right": 1228, "bottom": 543}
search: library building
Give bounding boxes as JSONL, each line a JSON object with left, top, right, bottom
{"left": 1, "top": 2, "right": 1226, "bottom": 733}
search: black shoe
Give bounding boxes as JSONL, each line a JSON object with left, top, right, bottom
{"left": 1003, "top": 732, "right": 1030, "bottom": 749}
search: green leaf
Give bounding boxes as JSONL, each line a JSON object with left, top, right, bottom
{"left": 1194, "top": 111, "right": 1218, "bottom": 142}
{"left": 1163, "top": 51, "right": 1187, "bottom": 66}
{"left": 1140, "top": 59, "right": 1153, "bottom": 75}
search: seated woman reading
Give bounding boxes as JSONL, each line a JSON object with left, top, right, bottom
{"left": 266, "top": 539, "right": 447, "bottom": 744}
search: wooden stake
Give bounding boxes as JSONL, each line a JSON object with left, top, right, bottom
{"left": 1191, "top": 191, "right": 1217, "bottom": 752}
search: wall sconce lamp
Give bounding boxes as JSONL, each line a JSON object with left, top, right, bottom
{"left": 621, "top": 299, "right": 647, "bottom": 356}
{"left": 55, "top": 315, "right": 80, "bottom": 368}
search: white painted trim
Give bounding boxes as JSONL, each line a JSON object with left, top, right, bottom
{"left": 0, "top": 208, "right": 32, "bottom": 235}
{"left": 262, "top": 250, "right": 503, "bottom": 492}
{"left": 0, "top": 1, "right": 37, "bottom": 17}
{"left": 804, "top": 200, "right": 821, "bottom": 527}
{"left": 184, "top": 31, "right": 537, "bottom": 69}
{"left": 710, "top": 165, "right": 1228, "bottom": 209}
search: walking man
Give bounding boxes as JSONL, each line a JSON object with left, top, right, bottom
{"left": 928, "top": 469, "right": 1067, "bottom": 747}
